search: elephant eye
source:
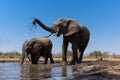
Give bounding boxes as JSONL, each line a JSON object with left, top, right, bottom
{"left": 59, "top": 19, "right": 62, "bottom": 21}
{"left": 58, "top": 23, "right": 63, "bottom": 27}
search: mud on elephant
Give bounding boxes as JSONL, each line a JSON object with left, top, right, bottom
{"left": 20, "top": 37, "right": 54, "bottom": 65}
{"left": 32, "top": 18, "right": 90, "bottom": 65}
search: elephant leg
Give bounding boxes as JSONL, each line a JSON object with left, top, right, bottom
{"left": 31, "top": 54, "right": 34, "bottom": 64}
{"left": 62, "top": 40, "right": 68, "bottom": 65}
{"left": 31, "top": 54, "right": 40, "bottom": 64}
{"left": 49, "top": 53, "right": 54, "bottom": 64}
{"left": 36, "top": 55, "right": 40, "bottom": 64}
{"left": 44, "top": 55, "right": 48, "bottom": 64}
{"left": 78, "top": 46, "right": 86, "bottom": 63}
{"left": 78, "top": 38, "right": 89, "bottom": 63}
{"left": 25, "top": 53, "right": 30, "bottom": 63}
{"left": 27, "top": 54, "right": 31, "bottom": 63}
{"left": 69, "top": 44, "right": 78, "bottom": 65}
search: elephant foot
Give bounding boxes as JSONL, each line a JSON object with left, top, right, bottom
{"left": 68, "top": 60, "right": 76, "bottom": 65}
{"left": 50, "top": 60, "right": 54, "bottom": 64}
{"left": 44, "top": 62, "right": 47, "bottom": 64}
{"left": 77, "top": 60, "right": 82, "bottom": 63}
{"left": 69, "top": 60, "right": 73, "bottom": 64}
{"left": 32, "top": 63, "right": 38, "bottom": 64}
{"left": 68, "top": 61, "right": 76, "bottom": 65}
{"left": 32, "top": 61, "right": 38, "bottom": 64}
{"left": 62, "top": 61, "right": 67, "bottom": 65}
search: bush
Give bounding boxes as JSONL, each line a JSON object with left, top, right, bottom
{"left": 0, "top": 51, "right": 21, "bottom": 58}
{"left": 88, "top": 50, "right": 109, "bottom": 59}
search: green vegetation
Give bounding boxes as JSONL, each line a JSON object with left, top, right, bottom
{"left": 53, "top": 50, "right": 120, "bottom": 59}
{"left": 86, "top": 50, "right": 120, "bottom": 59}
{"left": 85, "top": 50, "right": 109, "bottom": 59}
{"left": 0, "top": 50, "right": 120, "bottom": 59}
{"left": 53, "top": 50, "right": 73, "bottom": 59}
{"left": 0, "top": 51, "right": 21, "bottom": 58}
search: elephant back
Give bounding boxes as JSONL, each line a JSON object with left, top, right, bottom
{"left": 36, "top": 37, "right": 52, "bottom": 47}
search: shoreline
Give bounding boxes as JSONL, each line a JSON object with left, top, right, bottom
{"left": 0, "top": 58, "right": 120, "bottom": 80}
{"left": 0, "top": 58, "right": 20, "bottom": 62}
{"left": 0, "top": 58, "right": 120, "bottom": 62}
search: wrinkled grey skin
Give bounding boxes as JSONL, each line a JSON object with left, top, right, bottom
{"left": 32, "top": 18, "right": 90, "bottom": 65}
{"left": 20, "top": 37, "right": 54, "bottom": 65}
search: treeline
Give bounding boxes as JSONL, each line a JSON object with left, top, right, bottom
{"left": 53, "top": 50, "right": 120, "bottom": 59}
{"left": 0, "top": 51, "right": 21, "bottom": 58}
{"left": 85, "top": 50, "right": 120, "bottom": 59}
{"left": 0, "top": 50, "right": 120, "bottom": 59}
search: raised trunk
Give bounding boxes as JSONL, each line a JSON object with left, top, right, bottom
{"left": 33, "top": 18, "right": 56, "bottom": 33}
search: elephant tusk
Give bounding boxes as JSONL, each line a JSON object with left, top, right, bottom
{"left": 43, "top": 33, "right": 56, "bottom": 37}
{"left": 46, "top": 33, "right": 53, "bottom": 37}
{"left": 52, "top": 32, "right": 57, "bottom": 36}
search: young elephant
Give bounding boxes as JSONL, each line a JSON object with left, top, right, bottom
{"left": 20, "top": 37, "right": 54, "bottom": 65}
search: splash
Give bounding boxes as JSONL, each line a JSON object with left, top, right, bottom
{"left": 27, "top": 22, "right": 38, "bottom": 38}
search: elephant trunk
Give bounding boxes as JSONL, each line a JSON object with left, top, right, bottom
{"left": 20, "top": 52, "right": 26, "bottom": 65}
{"left": 32, "top": 18, "right": 56, "bottom": 33}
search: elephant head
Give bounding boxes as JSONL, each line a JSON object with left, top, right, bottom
{"left": 20, "top": 38, "right": 42, "bottom": 65}
{"left": 32, "top": 18, "right": 80, "bottom": 37}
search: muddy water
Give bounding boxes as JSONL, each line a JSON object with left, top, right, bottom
{"left": 0, "top": 62, "right": 82, "bottom": 80}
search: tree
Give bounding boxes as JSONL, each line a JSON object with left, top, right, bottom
{"left": 89, "top": 50, "right": 102, "bottom": 58}
{"left": 102, "top": 51, "right": 109, "bottom": 58}
{"left": 4, "top": 51, "right": 21, "bottom": 58}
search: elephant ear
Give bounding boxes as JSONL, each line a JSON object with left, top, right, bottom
{"left": 64, "top": 20, "right": 80, "bottom": 36}
{"left": 33, "top": 42, "right": 42, "bottom": 53}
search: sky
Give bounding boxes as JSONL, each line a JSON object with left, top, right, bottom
{"left": 0, "top": 0, "right": 120, "bottom": 54}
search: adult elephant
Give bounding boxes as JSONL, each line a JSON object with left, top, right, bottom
{"left": 32, "top": 18, "right": 90, "bottom": 65}
{"left": 20, "top": 37, "right": 54, "bottom": 65}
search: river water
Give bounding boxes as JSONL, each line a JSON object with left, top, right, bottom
{"left": 0, "top": 62, "right": 83, "bottom": 80}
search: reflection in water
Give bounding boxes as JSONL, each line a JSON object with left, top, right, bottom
{"left": 20, "top": 63, "right": 79, "bottom": 80}
{"left": 20, "top": 64, "right": 53, "bottom": 79}
{"left": 0, "top": 62, "right": 81, "bottom": 80}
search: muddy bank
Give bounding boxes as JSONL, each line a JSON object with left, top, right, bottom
{"left": 71, "top": 60, "right": 120, "bottom": 80}
{"left": 0, "top": 58, "right": 19, "bottom": 62}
